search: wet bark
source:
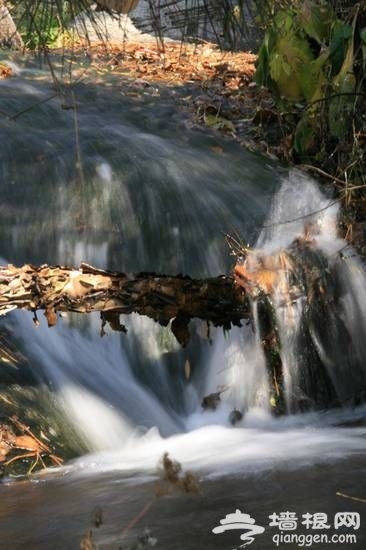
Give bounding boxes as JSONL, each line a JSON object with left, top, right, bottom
{"left": 0, "top": 263, "right": 250, "bottom": 345}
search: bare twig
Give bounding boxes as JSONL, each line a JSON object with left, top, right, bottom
{"left": 262, "top": 200, "right": 339, "bottom": 228}
{"left": 119, "top": 500, "right": 154, "bottom": 540}
{"left": 300, "top": 165, "right": 346, "bottom": 188}
{"left": 336, "top": 491, "right": 366, "bottom": 504}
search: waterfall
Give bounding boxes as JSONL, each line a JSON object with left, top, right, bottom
{"left": 5, "top": 172, "right": 366, "bottom": 460}
{"left": 239, "top": 171, "right": 366, "bottom": 413}
{"left": 1, "top": 65, "right": 366, "bottom": 474}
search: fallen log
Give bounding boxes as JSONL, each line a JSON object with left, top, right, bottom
{"left": 0, "top": 262, "right": 250, "bottom": 345}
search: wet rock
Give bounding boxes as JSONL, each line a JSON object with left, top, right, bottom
{"left": 93, "top": 506, "right": 104, "bottom": 528}
{"left": 201, "top": 391, "right": 221, "bottom": 411}
{"left": 136, "top": 528, "right": 158, "bottom": 547}
{"left": 229, "top": 408, "right": 243, "bottom": 425}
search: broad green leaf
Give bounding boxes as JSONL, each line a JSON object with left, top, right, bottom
{"left": 333, "top": 8, "right": 356, "bottom": 89}
{"left": 274, "top": 10, "right": 294, "bottom": 34}
{"left": 269, "top": 33, "right": 314, "bottom": 100}
{"left": 329, "top": 22, "right": 353, "bottom": 75}
{"left": 299, "top": 52, "right": 328, "bottom": 102}
{"left": 299, "top": 1, "right": 335, "bottom": 44}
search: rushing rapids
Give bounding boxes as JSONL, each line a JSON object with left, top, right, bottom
{"left": 235, "top": 173, "right": 366, "bottom": 414}
{"left": 0, "top": 59, "right": 365, "bottom": 481}
{"left": 4, "top": 172, "right": 366, "bottom": 467}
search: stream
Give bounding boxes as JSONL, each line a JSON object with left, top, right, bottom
{"left": 0, "top": 55, "right": 365, "bottom": 549}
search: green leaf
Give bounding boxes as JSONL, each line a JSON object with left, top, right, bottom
{"left": 274, "top": 10, "right": 294, "bottom": 34}
{"left": 255, "top": 40, "right": 270, "bottom": 86}
{"left": 294, "top": 115, "right": 316, "bottom": 154}
{"left": 328, "top": 72, "right": 356, "bottom": 139}
{"left": 203, "top": 113, "right": 218, "bottom": 127}
{"left": 299, "top": 52, "right": 328, "bottom": 102}
{"left": 299, "top": 1, "right": 335, "bottom": 44}
{"left": 269, "top": 32, "right": 314, "bottom": 100}
{"left": 332, "top": 12, "right": 355, "bottom": 91}
{"left": 203, "top": 113, "right": 235, "bottom": 132}
{"left": 329, "top": 22, "right": 353, "bottom": 76}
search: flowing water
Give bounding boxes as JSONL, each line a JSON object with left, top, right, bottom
{"left": 0, "top": 57, "right": 365, "bottom": 549}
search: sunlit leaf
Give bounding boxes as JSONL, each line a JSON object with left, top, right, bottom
{"left": 269, "top": 33, "right": 314, "bottom": 100}
{"left": 203, "top": 113, "right": 235, "bottom": 132}
{"left": 299, "top": 52, "right": 328, "bottom": 102}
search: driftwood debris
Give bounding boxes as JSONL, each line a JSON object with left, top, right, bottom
{"left": 0, "top": 263, "right": 250, "bottom": 345}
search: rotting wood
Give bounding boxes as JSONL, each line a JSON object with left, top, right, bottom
{"left": 0, "top": 262, "right": 250, "bottom": 345}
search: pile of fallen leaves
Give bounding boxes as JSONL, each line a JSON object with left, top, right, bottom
{"left": 81, "top": 40, "right": 256, "bottom": 88}
{"left": 67, "top": 40, "right": 275, "bottom": 146}
{"left": 75, "top": 41, "right": 278, "bottom": 151}
{"left": 0, "top": 415, "right": 63, "bottom": 475}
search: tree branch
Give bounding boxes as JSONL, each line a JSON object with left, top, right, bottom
{"left": 0, "top": 262, "right": 249, "bottom": 345}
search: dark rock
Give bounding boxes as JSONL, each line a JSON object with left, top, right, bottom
{"left": 229, "top": 408, "right": 243, "bottom": 425}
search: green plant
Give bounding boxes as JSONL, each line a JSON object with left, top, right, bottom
{"left": 7, "top": 1, "right": 89, "bottom": 49}
{"left": 255, "top": 0, "right": 366, "bottom": 202}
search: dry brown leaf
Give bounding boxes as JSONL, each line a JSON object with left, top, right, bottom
{"left": 44, "top": 307, "right": 57, "bottom": 327}
{"left": 210, "top": 145, "right": 224, "bottom": 154}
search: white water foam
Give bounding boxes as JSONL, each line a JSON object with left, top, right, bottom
{"left": 68, "top": 406, "right": 366, "bottom": 478}
{"left": 4, "top": 172, "right": 366, "bottom": 478}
